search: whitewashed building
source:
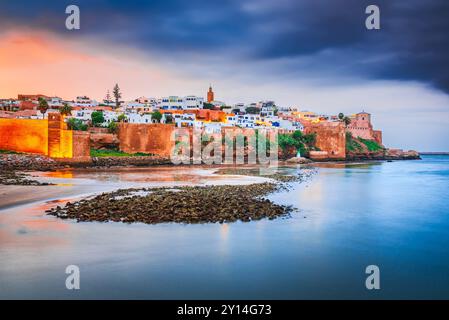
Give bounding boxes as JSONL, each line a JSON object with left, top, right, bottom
{"left": 236, "top": 114, "right": 262, "bottom": 128}
{"left": 183, "top": 96, "right": 204, "bottom": 110}
{"left": 157, "top": 96, "right": 204, "bottom": 110}
{"left": 127, "top": 113, "right": 153, "bottom": 124}
{"left": 174, "top": 113, "right": 196, "bottom": 127}
{"left": 72, "top": 96, "right": 99, "bottom": 107}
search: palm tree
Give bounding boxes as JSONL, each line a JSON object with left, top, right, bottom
{"left": 38, "top": 97, "right": 49, "bottom": 119}
{"left": 337, "top": 112, "right": 351, "bottom": 127}
{"left": 59, "top": 103, "right": 73, "bottom": 117}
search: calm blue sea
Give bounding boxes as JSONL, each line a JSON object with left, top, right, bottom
{"left": 1, "top": 155, "right": 448, "bottom": 299}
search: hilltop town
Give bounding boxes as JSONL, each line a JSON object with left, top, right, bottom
{"left": 0, "top": 85, "right": 419, "bottom": 166}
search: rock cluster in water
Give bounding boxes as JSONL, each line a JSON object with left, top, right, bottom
{"left": 46, "top": 168, "right": 316, "bottom": 224}
{"left": 216, "top": 167, "right": 313, "bottom": 183}
{"left": 46, "top": 172, "right": 310, "bottom": 225}
{"left": 0, "top": 170, "right": 51, "bottom": 185}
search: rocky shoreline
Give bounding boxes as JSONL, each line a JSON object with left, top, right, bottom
{"left": 0, "top": 148, "right": 419, "bottom": 186}
{"left": 0, "top": 154, "right": 61, "bottom": 171}
{"left": 0, "top": 169, "right": 52, "bottom": 186}
{"left": 0, "top": 153, "right": 173, "bottom": 172}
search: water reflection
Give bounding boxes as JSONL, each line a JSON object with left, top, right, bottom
{"left": 1, "top": 156, "right": 449, "bottom": 299}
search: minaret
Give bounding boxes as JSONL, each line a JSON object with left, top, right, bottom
{"left": 207, "top": 85, "right": 214, "bottom": 103}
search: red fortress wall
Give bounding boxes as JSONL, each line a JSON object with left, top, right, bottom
{"left": 0, "top": 118, "right": 49, "bottom": 154}
{"left": 118, "top": 122, "right": 347, "bottom": 161}
{"left": 118, "top": 124, "right": 264, "bottom": 159}
{"left": 118, "top": 123, "right": 176, "bottom": 157}
{"left": 304, "top": 122, "right": 346, "bottom": 160}
{"left": 0, "top": 113, "right": 90, "bottom": 160}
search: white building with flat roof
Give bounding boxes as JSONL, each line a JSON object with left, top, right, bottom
{"left": 127, "top": 113, "right": 153, "bottom": 124}
{"left": 72, "top": 96, "right": 99, "bottom": 107}
{"left": 157, "top": 96, "right": 204, "bottom": 110}
{"left": 183, "top": 96, "right": 204, "bottom": 110}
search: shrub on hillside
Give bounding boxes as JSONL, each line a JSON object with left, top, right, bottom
{"left": 359, "top": 138, "right": 383, "bottom": 152}
{"left": 108, "top": 121, "right": 118, "bottom": 134}
{"left": 67, "top": 118, "right": 88, "bottom": 131}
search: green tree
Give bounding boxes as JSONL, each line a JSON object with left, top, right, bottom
{"left": 291, "top": 130, "right": 303, "bottom": 141}
{"left": 151, "top": 110, "right": 162, "bottom": 123}
{"left": 117, "top": 114, "right": 127, "bottom": 122}
{"left": 245, "top": 107, "right": 259, "bottom": 114}
{"left": 113, "top": 83, "right": 121, "bottom": 109}
{"left": 203, "top": 102, "right": 214, "bottom": 109}
{"left": 91, "top": 111, "right": 105, "bottom": 126}
{"left": 67, "top": 118, "right": 88, "bottom": 131}
{"left": 338, "top": 112, "right": 344, "bottom": 120}
{"left": 278, "top": 134, "right": 298, "bottom": 149}
{"left": 302, "top": 133, "right": 316, "bottom": 147}
{"left": 108, "top": 121, "right": 118, "bottom": 134}
{"left": 38, "top": 97, "right": 49, "bottom": 119}
{"left": 343, "top": 116, "right": 351, "bottom": 127}
{"left": 59, "top": 103, "right": 72, "bottom": 117}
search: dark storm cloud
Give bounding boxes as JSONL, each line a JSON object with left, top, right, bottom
{"left": 1, "top": 0, "right": 448, "bottom": 92}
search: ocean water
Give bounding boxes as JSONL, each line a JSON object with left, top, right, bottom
{"left": 0, "top": 155, "right": 448, "bottom": 299}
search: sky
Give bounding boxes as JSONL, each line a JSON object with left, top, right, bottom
{"left": 0, "top": 0, "right": 448, "bottom": 151}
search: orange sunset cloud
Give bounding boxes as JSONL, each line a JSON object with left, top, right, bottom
{"left": 0, "top": 30, "right": 201, "bottom": 100}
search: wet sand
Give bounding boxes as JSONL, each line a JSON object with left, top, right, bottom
{"left": 0, "top": 185, "right": 47, "bottom": 210}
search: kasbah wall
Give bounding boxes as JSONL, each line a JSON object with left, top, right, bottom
{"left": 118, "top": 123, "right": 268, "bottom": 159}
{"left": 118, "top": 123, "right": 176, "bottom": 157}
{"left": 0, "top": 114, "right": 382, "bottom": 162}
{"left": 0, "top": 113, "right": 90, "bottom": 161}
{"left": 119, "top": 122, "right": 349, "bottom": 161}
{"left": 303, "top": 113, "right": 383, "bottom": 160}
{"left": 304, "top": 122, "right": 346, "bottom": 160}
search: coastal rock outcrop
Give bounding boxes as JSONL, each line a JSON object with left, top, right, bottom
{"left": 385, "top": 149, "right": 421, "bottom": 160}
{"left": 46, "top": 183, "right": 294, "bottom": 224}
